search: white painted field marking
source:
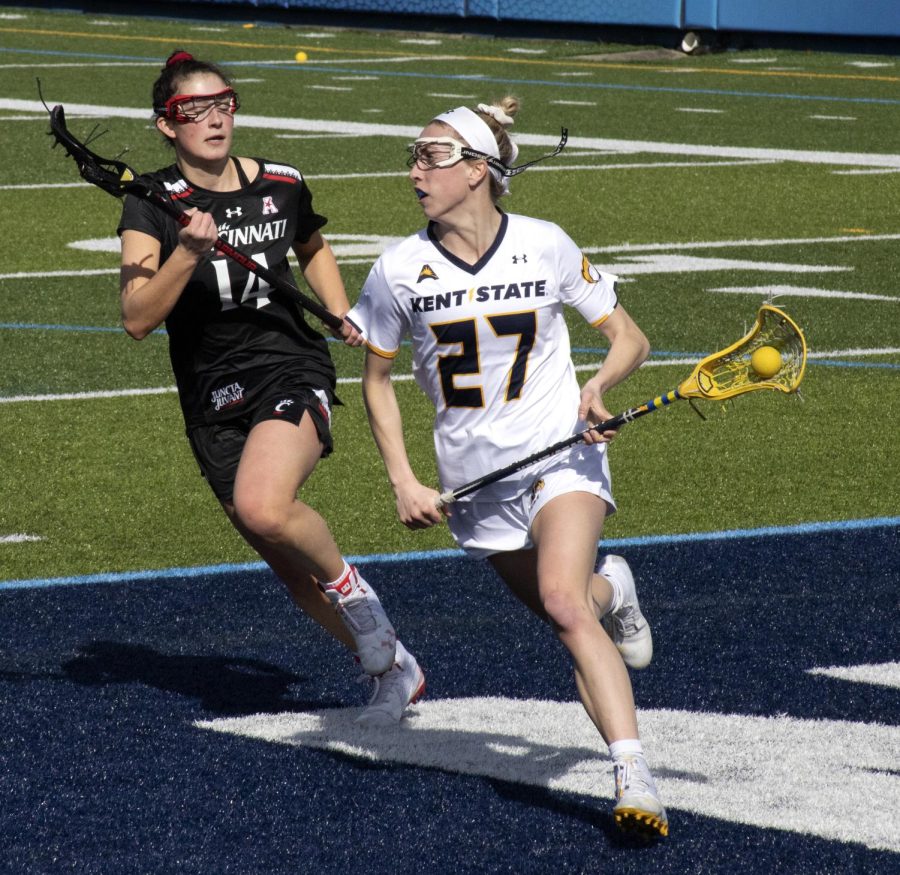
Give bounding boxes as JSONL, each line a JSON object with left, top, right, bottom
{"left": 0, "top": 227, "right": 889, "bottom": 285}
{"left": 710, "top": 285, "right": 898, "bottom": 302}
{"left": 807, "top": 662, "right": 900, "bottom": 689}
{"left": 64, "top": 233, "right": 403, "bottom": 258}
{"left": 807, "top": 347, "right": 900, "bottom": 357}
{"left": 0, "top": 534, "right": 43, "bottom": 543}
{"left": 4, "top": 99, "right": 898, "bottom": 168}
{"left": 810, "top": 115, "right": 856, "bottom": 121}
{"left": 0, "top": 267, "right": 118, "bottom": 280}
{"left": 0, "top": 116, "right": 90, "bottom": 122}
{"left": 550, "top": 100, "right": 597, "bottom": 106}
{"left": 560, "top": 150, "right": 622, "bottom": 157}
{"left": 0, "top": 387, "right": 178, "bottom": 404}
{"left": 67, "top": 238, "right": 119, "bottom": 252}
{"left": 832, "top": 168, "right": 900, "bottom": 176}
{"left": 274, "top": 132, "right": 369, "bottom": 140}
{"left": 595, "top": 255, "right": 848, "bottom": 276}
{"left": 287, "top": 56, "right": 461, "bottom": 65}
{"left": 0, "top": 62, "right": 156, "bottom": 69}
{"left": 533, "top": 158, "right": 778, "bottom": 172}
{"left": 0, "top": 157, "right": 775, "bottom": 192}
{"left": 676, "top": 107, "right": 725, "bottom": 113}
{"left": 196, "top": 697, "right": 900, "bottom": 852}
{"left": 584, "top": 232, "right": 900, "bottom": 254}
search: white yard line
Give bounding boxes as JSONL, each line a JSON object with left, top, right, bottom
{"left": 4, "top": 98, "right": 900, "bottom": 168}
{"left": 4, "top": 232, "right": 897, "bottom": 281}
{"left": 710, "top": 285, "right": 898, "bottom": 302}
{"left": 0, "top": 157, "right": 780, "bottom": 191}
{"left": 583, "top": 232, "right": 900, "bottom": 254}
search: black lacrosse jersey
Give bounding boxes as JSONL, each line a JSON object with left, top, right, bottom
{"left": 118, "top": 159, "right": 336, "bottom": 427}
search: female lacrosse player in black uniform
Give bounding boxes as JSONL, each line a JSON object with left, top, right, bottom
{"left": 117, "top": 50, "right": 423, "bottom": 724}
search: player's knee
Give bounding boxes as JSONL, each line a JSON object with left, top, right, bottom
{"left": 233, "top": 494, "right": 288, "bottom": 544}
{"left": 541, "top": 589, "right": 592, "bottom": 636}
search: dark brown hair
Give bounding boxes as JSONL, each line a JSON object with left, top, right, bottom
{"left": 152, "top": 50, "right": 232, "bottom": 117}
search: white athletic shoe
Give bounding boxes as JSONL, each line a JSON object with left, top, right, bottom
{"left": 356, "top": 641, "right": 425, "bottom": 727}
{"left": 320, "top": 566, "right": 396, "bottom": 676}
{"left": 613, "top": 755, "right": 669, "bottom": 838}
{"left": 597, "top": 554, "right": 653, "bottom": 670}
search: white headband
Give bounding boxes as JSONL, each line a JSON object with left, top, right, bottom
{"left": 433, "top": 106, "right": 499, "bottom": 158}
{"left": 433, "top": 105, "right": 517, "bottom": 194}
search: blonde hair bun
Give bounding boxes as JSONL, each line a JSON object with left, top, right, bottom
{"left": 477, "top": 97, "right": 519, "bottom": 127}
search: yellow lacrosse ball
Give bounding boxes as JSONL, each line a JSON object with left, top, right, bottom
{"left": 750, "top": 345, "right": 782, "bottom": 378}
{"left": 294, "top": 51, "right": 308, "bottom": 63}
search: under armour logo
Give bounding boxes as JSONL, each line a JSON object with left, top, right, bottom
{"left": 512, "top": 254, "right": 528, "bottom": 264}
{"left": 225, "top": 207, "right": 243, "bottom": 219}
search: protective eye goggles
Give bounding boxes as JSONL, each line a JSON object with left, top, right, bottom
{"left": 155, "top": 88, "right": 240, "bottom": 124}
{"left": 406, "top": 128, "right": 568, "bottom": 177}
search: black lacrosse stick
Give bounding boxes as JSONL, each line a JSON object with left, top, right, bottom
{"left": 44, "top": 101, "right": 343, "bottom": 331}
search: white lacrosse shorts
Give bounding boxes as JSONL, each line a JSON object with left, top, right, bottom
{"left": 446, "top": 446, "right": 616, "bottom": 560}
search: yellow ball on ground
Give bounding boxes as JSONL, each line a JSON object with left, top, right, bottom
{"left": 294, "top": 51, "right": 308, "bottom": 63}
{"left": 243, "top": 23, "right": 255, "bottom": 29}
{"left": 750, "top": 345, "right": 782, "bottom": 378}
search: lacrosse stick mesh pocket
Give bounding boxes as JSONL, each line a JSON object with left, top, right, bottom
{"left": 679, "top": 305, "right": 807, "bottom": 401}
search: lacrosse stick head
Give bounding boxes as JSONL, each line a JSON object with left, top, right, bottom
{"left": 46, "top": 103, "right": 146, "bottom": 199}
{"left": 678, "top": 304, "right": 807, "bottom": 401}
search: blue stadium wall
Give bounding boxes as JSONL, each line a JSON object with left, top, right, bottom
{"left": 179, "top": 0, "right": 900, "bottom": 38}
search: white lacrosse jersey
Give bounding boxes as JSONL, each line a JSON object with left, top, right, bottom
{"left": 349, "top": 212, "right": 619, "bottom": 501}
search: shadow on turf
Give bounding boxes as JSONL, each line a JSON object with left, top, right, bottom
{"left": 490, "top": 779, "right": 668, "bottom": 847}
{"left": 54, "top": 639, "right": 342, "bottom": 716}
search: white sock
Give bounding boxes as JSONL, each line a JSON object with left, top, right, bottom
{"left": 608, "top": 739, "right": 644, "bottom": 762}
{"left": 598, "top": 558, "right": 623, "bottom": 616}
{"left": 321, "top": 560, "right": 355, "bottom": 595}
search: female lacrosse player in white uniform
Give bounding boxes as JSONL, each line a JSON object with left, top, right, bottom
{"left": 351, "top": 98, "right": 667, "bottom": 835}
{"left": 117, "top": 50, "right": 423, "bottom": 725}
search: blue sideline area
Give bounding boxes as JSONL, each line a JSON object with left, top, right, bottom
{"left": 0, "top": 525, "right": 897, "bottom": 872}
{"left": 166, "top": 0, "right": 900, "bottom": 38}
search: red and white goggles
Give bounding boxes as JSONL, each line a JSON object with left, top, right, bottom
{"left": 156, "top": 88, "right": 240, "bottom": 123}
